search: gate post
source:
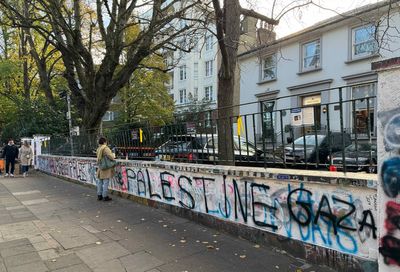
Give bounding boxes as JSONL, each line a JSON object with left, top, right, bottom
{"left": 372, "top": 57, "right": 400, "bottom": 272}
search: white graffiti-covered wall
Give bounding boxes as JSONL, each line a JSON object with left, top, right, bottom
{"left": 38, "top": 155, "right": 378, "bottom": 261}
{"left": 375, "top": 58, "right": 400, "bottom": 272}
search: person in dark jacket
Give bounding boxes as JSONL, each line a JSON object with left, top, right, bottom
{"left": 3, "top": 139, "right": 19, "bottom": 177}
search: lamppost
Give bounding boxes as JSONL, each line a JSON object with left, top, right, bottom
{"left": 59, "top": 90, "right": 74, "bottom": 156}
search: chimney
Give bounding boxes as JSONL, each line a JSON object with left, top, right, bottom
{"left": 257, "top": 23, "right": 276, "bottom": 45}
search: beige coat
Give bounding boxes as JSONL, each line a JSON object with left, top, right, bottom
{"left": 96, "top": 144, "right": 116, "bottom": 180}
{"left": 19, "top": 145, "right": 33, "bottom": 166}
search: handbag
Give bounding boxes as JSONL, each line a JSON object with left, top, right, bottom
{"left": 98, "top": 148, "right": 117, "bottom": 170}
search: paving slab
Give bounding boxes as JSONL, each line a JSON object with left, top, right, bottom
{"left": 50, "top": 226, "right": 99, "bottom": 249}
{"left": 7, "top": 261, "right": 48, "bottom": 272}
{"left": 76, "top": 242, "right": 130, "bottom": 269}
{"left": 4, "top": 251, "right": 42, "bottom": 267}
{"left": 45, "top": 253, "right": 84, "bottom": 270}
{"left": 120, "top": 252, "right": 164, "bottom": 272}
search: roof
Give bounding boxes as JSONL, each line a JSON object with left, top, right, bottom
{"left": 238, "top": 0, "right": 397, "bottom": 59}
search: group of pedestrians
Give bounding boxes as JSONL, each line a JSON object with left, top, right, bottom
{"left": 2, "top": 139, "right": 33, "bottom": 177}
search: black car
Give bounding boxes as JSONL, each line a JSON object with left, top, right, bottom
{"left": 154, "top": 135, "right": 281, "bottom": 166}
{"left": 283, "top": 132, "right": 352, "bottom": 166}
{"left": 330, "top": 142, "right": 377, "bottom": 173}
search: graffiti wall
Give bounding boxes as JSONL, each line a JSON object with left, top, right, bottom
{"left": 375, "top": 57, "right": 400, "bottom": 271}
{"left": 38, "top": 155, "right": 378, "bottom": 261}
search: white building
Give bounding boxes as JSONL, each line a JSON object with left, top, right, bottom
{"left": 165, "top": 31, "right": 219, "bottom": 115}
{"left": 238, "top": 0, "right": 400, "bottom": 144}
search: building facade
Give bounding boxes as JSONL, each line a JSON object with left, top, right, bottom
{"left": 238, "top": 1, "right": 400, "bottom": 144}
{"left": 165, "top": 30, "right": 219, "bottom": 115}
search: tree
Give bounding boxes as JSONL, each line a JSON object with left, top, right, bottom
{"left": 211, "top": 0, "right": 278, "bottom": 164}
{"left": 0, "top": 0, "right": 210, "bottom": 130}
{"left": 115, "top": 54, "right": 175, "bottom": 127}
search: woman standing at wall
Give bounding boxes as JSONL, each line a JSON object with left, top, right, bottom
{"left": 96, "top": 137, "right": 116, "bottom": 201}
{"left": 19, "top": 141, "right": 33, "bottom": 177}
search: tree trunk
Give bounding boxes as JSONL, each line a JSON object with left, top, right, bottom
{"left": 216, "top": 0, "right": 241, "bottom": 165}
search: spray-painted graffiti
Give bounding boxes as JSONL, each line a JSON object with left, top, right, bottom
{"left": 379, "top": 157, "right": 400, "bottom": 267}
{"left": 38, "top": 155, "right": 377, "bottom": 260}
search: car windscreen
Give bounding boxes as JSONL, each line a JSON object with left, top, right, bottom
{"left": 346, "top": 143, "right": 376, "bottom": 152}
{"left": 163, "top": 140, "right": 192, "bottom": 149}
{"left": 294, "top": 135, "right": 326, "bottom": 146}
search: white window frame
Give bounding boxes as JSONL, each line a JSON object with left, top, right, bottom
{"left": 301, "top": 39, "right": 321, "bottom": 71}
{"left": 179, "top": 65, "right": 187, "bottom": 80}
{"left": 205, "top": 86, "right": 213, "bottom": 101}
{"left": 205, "top": 60, "right": 213, "bottom": 77}
{"left": 351, "top": 24, "right": 377, "bottom": 59}
{"left": 103, "top": 111, "right": 115, "bottom": 122}
{"left": 205, "top": 35, "right": 213, "bottom": 51}
{"left": 179, "top": 89, "right": 187, "bottom": 104}
{"left": 261, "top": 54, "right": 277, "bottom": 81}
{"left": 194, "top": 87, "right": 198, "bottom": 101}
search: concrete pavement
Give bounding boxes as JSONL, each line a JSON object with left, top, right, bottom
{"left": 0, "top": 172, "right": 334, "bottom": 272}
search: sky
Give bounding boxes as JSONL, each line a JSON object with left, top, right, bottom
{"left": 244, "top": 0, "right": 382, "bottom": 38}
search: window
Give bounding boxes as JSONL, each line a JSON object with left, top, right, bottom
{"left": 205, "top": 35, "right": 213, "bottom": 51}
{"left": 205, "top": 60, "right": 213, "bottom": 77}
{"left": 179, "top": 65, "right": 187, "bottom": 80}
{"left": 168, "top": 72, "right": 174, "bottom": 89}
{"left": 205, "top": 111, "right": 212, "bottom": 128}
{"left": 262, "top": 54, "right": 277, "bottom": 81}
{"left": 301, "top": 39, "right": 321, "bottom": 71}
{"left": 179, "top": 89, "right": 187, "bottom": 104}
{"left": 302, "top": 94, "right": 321, "bottom": 128}
{"left": 352, "top": 83, "right": 376, "bottom": 135}
{"left": 352, "top": 24, "right": 377, "bottom": 58}
{"left": 205, "top": 86, "right": 213, "bottom": 101}
{"left": 194, "top": 63, "right": 198, "bottom": 79}
{"left": 261, "top": 101, "right": 275, "bottom": 139}
{"left": 102, "top": 111, "right": 115, "bottom": 122}
{"left": 194, "top": 87, "right": 198, "bottom": 100}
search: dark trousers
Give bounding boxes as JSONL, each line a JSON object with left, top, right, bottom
{"left": 5, "top": 159, "right": 15, "bottom": 174}
{"left": 22, "top": 165, "right": 29, "bottom": 173}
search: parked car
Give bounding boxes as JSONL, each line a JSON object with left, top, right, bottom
{"left": 329, "top": 142, "right": 377, "bottom": 173}
{"left": 282, "top": 132, "right": 352, "bottom": 165}
{"left": 154, "top": 135, "right": 281, "bottom": 166}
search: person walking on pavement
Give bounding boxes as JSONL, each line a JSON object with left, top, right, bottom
{"left": 96, "top": 137, "right": 116, "bottom": 201}
{"left": 2, "top": 139, "right": 19, "bottom": 177}
{"left": 19, "top": 141, "right": 33, "bottom": 178}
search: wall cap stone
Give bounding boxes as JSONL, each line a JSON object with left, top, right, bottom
{"left": 39, "top": 155, "right": 377, "bottom": 189}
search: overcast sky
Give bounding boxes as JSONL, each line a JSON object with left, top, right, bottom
{"left": 243, "top": 0, "right": 382, "bottom": 38}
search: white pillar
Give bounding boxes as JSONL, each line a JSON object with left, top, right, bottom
{"left": 373, "top": 57, "right": 400, "bottom": 271}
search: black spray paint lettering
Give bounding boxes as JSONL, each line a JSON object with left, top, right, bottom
{"left": 332, "top": 196, "right": 357, "bottom": 232}
{"left": 160, "top": 172, "right": 175, "bottom": 201}
{"left": 193, "top": 176, "right": 215, "bottom": 213}
{"left": 358, "top": 210, "right": 377, "bottom": 239}
{"left": 288, "top": 188, "right": 377, "bottom": 238}
{"left": 136, "top": 170, "right": 147, "bottom": 196}
{"left": 233, "top": 179, "right": 248, "bottom": 223}
{"left": 287, "top": 188, "right": 313, "bottom": 226}
{"left": 146, "top": 169, "right": 161, "bottom": 199}
{"left": 178, "top": 176, "right": 195, "bottom": 209}
{"left": 314, "top": 195, "right": 338, "bottom": 235}
{"left": 251, "top": 183, "right": 278, "bottom": 230}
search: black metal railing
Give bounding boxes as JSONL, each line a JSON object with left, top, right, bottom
{"left": 42, "top": 83, "right": 378, "bottom": 173}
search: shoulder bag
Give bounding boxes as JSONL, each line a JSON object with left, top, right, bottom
{"left": 98, "top": 147, "right": 117, "bottom": 170}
